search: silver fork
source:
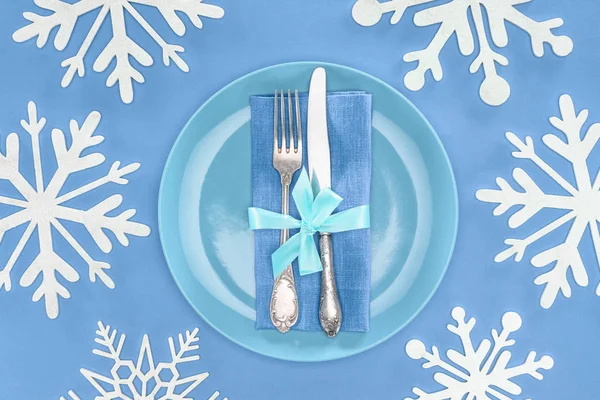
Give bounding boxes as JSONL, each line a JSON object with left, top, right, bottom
{"left": 270, "top": 89, "right": 302, "bottom": 333}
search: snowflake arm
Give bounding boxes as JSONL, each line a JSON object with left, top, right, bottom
{"left": 476, "top": 167, "right": 576, "bottom": 228}
{"left": 0, "top": 196, "right": 28, "bottom": 208}
{"left": 45, "top": 111, "right": 106, "bottom": 198}
{"left": 482, "top": 0, "right": 528, "bottom": 48}
{"left": 476, "top": 312, "right": 548, "bottom": 396}
{"left": 61, "top": 4, "right": 109, "bottom": 88}
{"left": 468, "top": 3, "right": 510, "bottom": 106}
{"left": 12, "top": 0, "right": 104, "bottom": 50}
{"left": 546, "top": 95, "right": 600, "bottom": 192}
{"left": 352, "top": 0, "right": 434, "bottom": 27}
{"left": 132, "top": 0, "right": 225, "bottom": 34}
{"left": 94, "top": 3, "right": 154, "bottom": 104}
{"left": 54, "top": 195, "right": 150, "bottom": 253}
{"left": 160, "top": 328, "right": 209, "bottom": 399}
{"left": 0, "top": 133, "right": 36, "bottom": 201}
{"left": 403, "top": 0, "right": 473, "bottom": 94}
{"left": 445, "top": 307, "right": 478, "bottom": 360}
{"left": 92, "top": 322, "right": 126, "bottom": 360}
{"left": 52, "top": 218, "right": 115, "bottom": 288}
{"left": 56, "top": 161, "right": 141, "bottom": 204}
{"left": 81, "top": 322, "right": 130, "bottom": 398}
{"left": 494, "top": 210, "right": 576, "bottom": 263}
{"left": 406, "top": 307, "right": 553, "bottom": 399}
{"left": 531, "top": 217, "right": 589, "bottom": 308}
{"left": 169, "top": 329, "right": 201, "bottom": 364}
{"left": 505, "top": 131, "right": 577, "bottom": 195}
{"left": 122, "top": 2, "right": 189, "bottom": 72}
{"left": 0, "top": 208, "right": 34, "bottom": 307}
{"left": 19, "top": 221, "right": 80, "bottom": 319}
{"left": 482, "top": 0, "right": 573, "bottom": 57}
{"left": 491, "top": 351, "right": 554, "bottom": 389}
{"left": 21, "top": 101, "right": 47, "bottom": 192}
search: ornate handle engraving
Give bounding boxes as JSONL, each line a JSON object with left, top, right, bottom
{"left": 319, "top": 233, "right": 342, "bottom": 337}
{"left": 270, "top": 265, "right": 298, "bottom": 333}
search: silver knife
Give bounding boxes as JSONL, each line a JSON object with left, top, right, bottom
{"left": 308, "top": 67, "right": 342, "bottom": 337}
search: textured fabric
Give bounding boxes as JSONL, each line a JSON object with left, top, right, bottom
{"left": 250, "top": 91, "right": 372, "bottom": 331}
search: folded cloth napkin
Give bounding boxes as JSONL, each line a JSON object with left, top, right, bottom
{"left": 251, "top": 91, "right": 372, "bottom": 331}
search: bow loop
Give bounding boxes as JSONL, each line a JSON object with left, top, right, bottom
{"left": 292, "top": 171, "right": 314, "bottom": 223}
{"left": 311, "top": 188, "right": 343, "bottom": 228}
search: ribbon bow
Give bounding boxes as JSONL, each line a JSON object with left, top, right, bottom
{"left": 248, "top": 169, "right": 370, "bottom": 278}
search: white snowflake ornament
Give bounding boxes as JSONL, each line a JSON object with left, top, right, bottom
{"left": 477, "top": 95, "right": 600, "bottom": 308}
{"left": 351, "top": 0, "right": 573, "bottom": 106}
{"left": 0, "top": 101, "right": 150, "bottom": 319}
{"left": 60, "top": 322, "right": 228, "bottom": 400}
{"left": 13, "top": 0, "right": 225, "bottom": 104}
{"left": 406, "top": 306, "right": 553, "bottom": 399}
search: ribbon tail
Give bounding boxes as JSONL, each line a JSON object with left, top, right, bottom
{"left": 248, "top": 207, "right": 301, "bottom": 230}
{"left": 271, "top": 233, "right": 302, "bottom": 279}
{"left": 319, "top": 205, "right": 371, "bottom": 233}
{"left": 298, "top": 233, "right": 323, "bottom": 276}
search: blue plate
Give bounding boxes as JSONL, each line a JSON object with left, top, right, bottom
{"left": 158, "top": 62, "right": 458, "bottom": 362}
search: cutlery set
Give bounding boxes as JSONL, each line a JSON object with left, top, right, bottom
{"left": 269, "top": 68, "right": 342, "bottom": 337}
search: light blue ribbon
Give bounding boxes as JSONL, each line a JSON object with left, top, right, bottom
{"left": 248, "top": 169, "right": 370, "bottom": 279}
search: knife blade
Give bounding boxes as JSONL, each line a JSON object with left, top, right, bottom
{"left": 307, "top": 67, "right": 342, "bottom": 337}
{"left": 308, "top": 67, "right": 331, "bottom": 192}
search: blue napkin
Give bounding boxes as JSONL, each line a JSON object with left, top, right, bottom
{"left": 250, "top": 91, "right": 372, "bottom": 331}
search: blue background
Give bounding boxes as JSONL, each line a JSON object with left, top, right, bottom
{"left": 0, "top": 0, "right": 598, "bottom": 398}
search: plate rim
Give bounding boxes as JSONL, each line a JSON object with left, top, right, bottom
{"left": 158, "top": 60, "right": 459, "bottom": 361}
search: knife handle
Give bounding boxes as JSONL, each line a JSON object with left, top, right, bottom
{"left": 319, "top": 233, "right": 342, "bottom": 337}
{"left": 270, "top": 265, "right": 298, "bottom": 333}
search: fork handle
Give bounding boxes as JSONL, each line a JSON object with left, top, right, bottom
{"left": 269, "top": 179, "right": 299, "bottom": 333}
{"left": 319, "top": 233, "right": 342, "bottom": 337}
{"left": 280, "top": 176, "right": 291, "bottom": 241}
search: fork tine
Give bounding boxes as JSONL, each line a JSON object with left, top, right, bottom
{"left": 294, "top": 90, "right": 302, "bottom": 155}
{"left": 287, "top": 89, "right": 295, "bottom": 152}
{"left": 280, "top": 89, "right": 288, "bottom": 153}
{"left": 274, "top": 90, "right": 279, "bottom": 153}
